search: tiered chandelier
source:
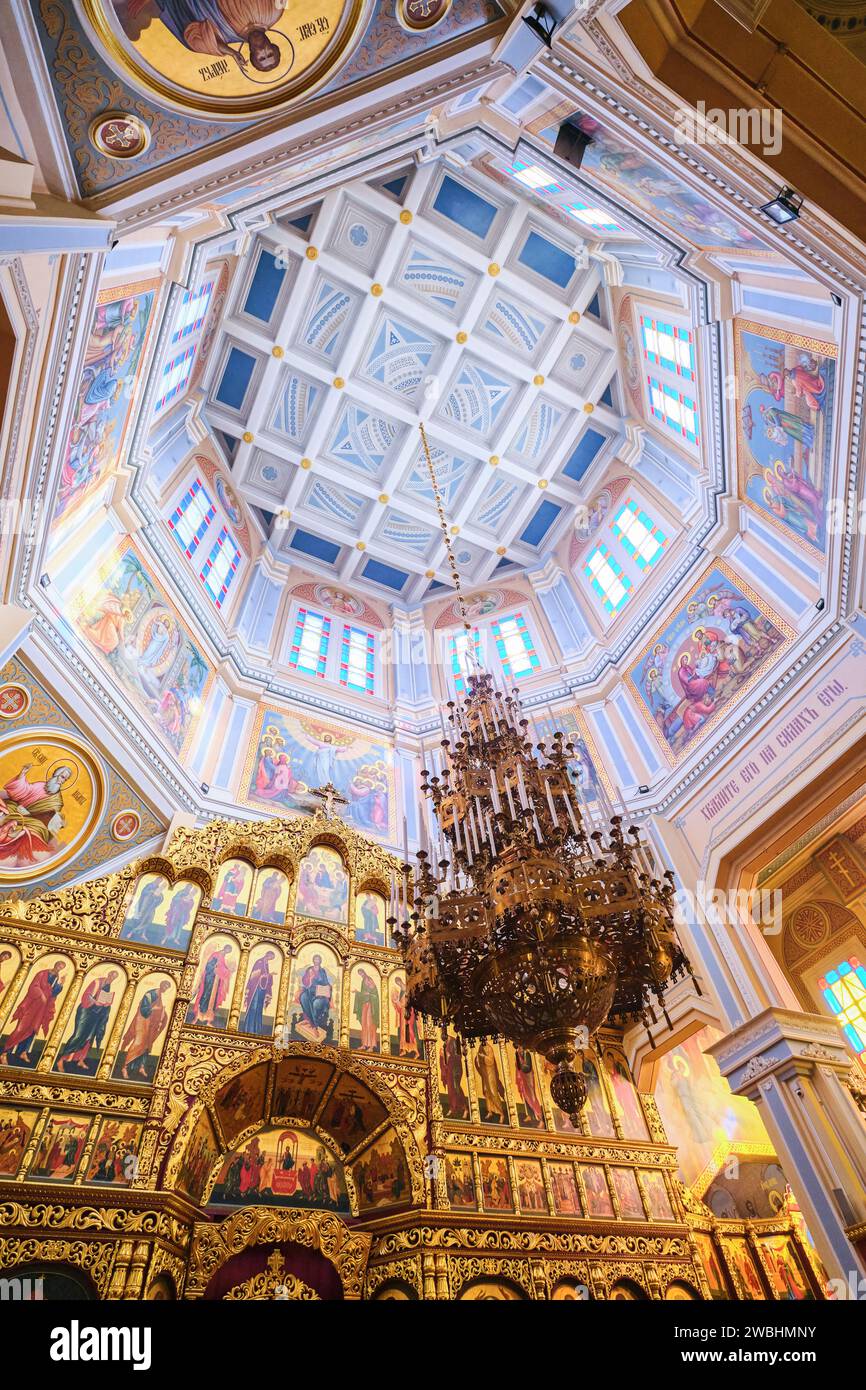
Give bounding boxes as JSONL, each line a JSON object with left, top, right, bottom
{"left": 390, "top": 426, "right": 695, "bottom": 1124}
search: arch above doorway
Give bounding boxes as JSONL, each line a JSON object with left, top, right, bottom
{"left": 185, "top": 1206, "right": 371, "bottom": 1299}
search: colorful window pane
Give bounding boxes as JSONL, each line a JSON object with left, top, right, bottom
{"left": 168, "top": 477, "right": 216, "bottom": 558}
{"left": 819, "top": 957, "right": 866, "bottom": 1057}
{"left": 584, "top": 543, "right": 632, "bottom": 615}
{"left": 612, "top": 500, "right": 667, "bottom": 571}
{"left": 449, "top": 628, "right": 483, "bottom": 695}
{"left": 506, "top": 160, "right": 562, "bottom": 193}
{"left": 567, "top": 200, "right": 621, "bottom": 232}
{"left": 172, "top": 281, "right": 214, "bottom": 343}
{"left": 155, "top": 344, "right": 196, "bottom": 413}
{"left": 200, "top": 526, "right": 241, "bottom": 609}
{"left": 640, "top": 316, "right": 695, "bottom": 380}
{"left": 491, "top": 612, "right": 540, "bottom": 681}
{"left": 340, "top": 624, "right": 375, "bottom": 694}
{"left": 647, "top": 376, "right": 699, "bottom": 445}
{"left": 289, "top": 608, "right": 331, "bottom": 678}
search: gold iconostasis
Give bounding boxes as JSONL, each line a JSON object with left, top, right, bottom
{"left": 0, "top": 810, "right": 825, "bottom": 1300}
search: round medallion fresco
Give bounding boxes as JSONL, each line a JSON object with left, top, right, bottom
{"left": 0, "top": 729, "right": 105, "bottom": 882}
{"left": 81, "top": 1, "right": 370, "bottom": 121}
{"left": 0, "top": 685, "right": 31, "bottom": 721}
{"left": 111, "top": 808, "right": 142, "bottom": 842}
{"left": 89, "top": 110, "right": 151, "bottom": 158}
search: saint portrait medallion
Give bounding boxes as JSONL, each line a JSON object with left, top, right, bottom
{"left": 80, "top": 1, "right": 371, "bottom": 121}
{"left": 0, "top": 728, "right": 105, "bottom": 883}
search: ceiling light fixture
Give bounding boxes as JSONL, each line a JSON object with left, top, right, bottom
{"left": 522, "top": 2, "right": 558, "bottom": 47}
{"left": 760, "top": 187, "right": 803, "bottom": 225}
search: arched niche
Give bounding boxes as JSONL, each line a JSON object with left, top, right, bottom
{"left": 249, "top": 866, "right": 291, "bottom": 925}
{"left": 371, "top": 1280, "right": 419, "bottom": 1300}
{"left": 210, "top": 859, "right": 255, "bottom": 917}
{"left": 0, "top": 952, "right": 75, "bottom": 1069}
{"left": 608, "top": 1278, "right": 648, "bottom": 1300}
{"left": 665, "top": 1280, "right": 700, "bottom": 1300}
{"left": 112, "top": 971, "right": 176, "bottom": 1082}
{"left": 119, "top": 870, "right": 201, "bottom": 952}
{"left": 53, "top": 960, "right": 127, "bottom": 1077}
{"left": 353, "top": 881, "right": 388, "bottom": 946}
{"left": 458, "top": 1278, "right": 528, "bottom": 1300}
{"left": 3, "top": 1262, "right": 98, "bottom": 1301}
{"left": 186, "top": 933, "right": 241, "bottom": 1030}
{"left": 295, "top": 843, "right": 349, "bottom": 925}
{"left": 186, "top": 1209, "right": 370, "bottom": 1300}
{"left": 145, "top": 1273, "right": 177, "bottom": 1301}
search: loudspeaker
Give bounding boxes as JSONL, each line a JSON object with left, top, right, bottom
{"left": 553, "top": 118, "right": 594, "bottom": 170}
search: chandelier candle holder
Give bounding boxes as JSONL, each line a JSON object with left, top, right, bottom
{"left": 389, "top": 425, "right": 696, "bottom": 1125}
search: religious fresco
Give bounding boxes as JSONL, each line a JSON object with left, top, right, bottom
{"left": 581, "top": 1164, "right": 614, "bottom": 1218}
{"left": 508, "top": 1044, "right": 545, "bottom": 1128}
{"left": 0, "top": 1106, "right": 39, "bottom": 1178}
{"left": 112, "top": 972, "right": 176, "bottom": 1081}
{"left": 0, "top": 658, "right": 164, "bottom": 898}
{"left": 186, "top": 934, "right": 239, "bottom": 1028}
{"left": 249, "top": 866, "right": 289, "bottom": 924}
{"left": 71, "top": 540, "right": 212, "bottom": 755}
{"left": 28, "top": 1112, "right": 92, "bottom": 1182}
{"left": 272, "top": 1055, "right": 335, "bottom": 1123}
{"left": 84, "top": 1118, "right": 143, "bottom": 1185}
{"left": 211, "top": 1125, "right": 349, "bottom": 1209}
{"left": 238, "top": 944, "right": 280, "bottom": 1036}
{"left": 471, "top": 1038, "right": 509, "bottom": 1125}
{"left": 389, "top": 969, "right": 420, "bottom": 1058}
{"left": 354, "top": 887, "right": 386, "bottom": 945}
{"left": 0, "top": 952, "right": 74, "bottom": 1069}
{"left": 119, "top": 873, "right": 201, "bottom": 951}
{"left": 724, "top": 1236, "right": 767, "bottom": 1300}
{"left": 695, "top": 1231, "right": 731, "bottom": 1299}
{"left": 0, "top": 729, "right": 104, "bottom": 883}
{"left": 244, "top": 708, "right": 394, "bottom": 841}
{"left": 214, "top": 1063, "right": 269, "bottom": 1144}
{"left": 444, "top": 1152, "right": 476, "bottom": 1210}
{"left": 87, "top": 1, "right": 367, "bottom": 119}
{"left": 514, "top": 1157, "right": 548, "bottom": 1215}
{"left": 610, "top": 1166, "right": 645, "bottom": 1219}
{"left": 479, "top": 1155, "right": 512, "bottom": 1212}
{"left": 348, "top": 961, "right": 381, "bottom": 1052}
{"left": 704, "top": 1159, "right": 787, "bottom": 1221}
{"left": 735, "top": 320, "right": 836, "bottom": 552}
{"left": 627, "top": 561, "right": 791, "bottom": 763}
{"left": 653, "top": 1025, "right": 777, "bottom": 1192}
{"left": 0, "top": 946, "right": 20, "bottom": 1003}
{"left": 758, "top": 1235, "right": 815, "bottom": 1300}
{"left": 549, "top": 1161, "right": 581, "bottom": 1216}
{"left": 580, "top": 1053, "right": 615, "bottom": 1138}
{"left": 53, "top": 279, "right": 158, "bottom": 520}
{"left": 640, "top": 1169, "right": 675, "bottom": 1222}
{"left": 210, "top": 857, "right": 253, "bottom": 915}
{"left": 295, "top": 845, "right": 348, "bottom": 923}
{"left": 177, "top": 1109, "right": 220, "bottom": 1203}
{"left": 53, "top": 961, "right": 127, "bottom": 1077}
{"left": 318, "top": 1072, "right": 387, "bottom": 1154}
{"left": 438, "top": 1032, "right": 470, "bottom": 1120}
{"left": 287, "top": 941, "right": 340, "bottom": 1044}
{"left": 534, "top": 707, "right": 612, "bottom": 809}
{"left": 352, "top": 1132, "right": 410, "bottom": 1210}
{"left": 604, "top": 1049, "right": 650, "bottom": 1140}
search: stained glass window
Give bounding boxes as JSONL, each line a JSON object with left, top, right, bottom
{"left": 449, "top": 627, "right": 483, "bottom": 694}
{"left": 155, "top": 345, "right": 196, "bottom": 413}
{"left": 640, "top": 316, "right": 695, "bottom": 380}
{"left": 168, "top": 477, "right": 216, "bottom": 558}
{"left": 584, "top": 543, "right": 632, "bottom": 615}
{"left": 172, "top": 281, "right": 214, "bottom": 343}
{"left": 612, "top": 500, "right": 667, "bottom": 571}
{"left": 491, "top": 613, "right": 540, "bottom": 681}
{"left": 154, "top": 279, "right": 214, "bottom": 413}
{"left": 340, "top": 624, "right": 375, "bottom": 694}
{"left": 647, "top": 376, "right": 699, "bottom": 445}
{"left": 819, "top": 957, "right": 866, "bottom": 1057}
{"left": 200, "top": 526, "right": 241, "bottom": 609}
{"left": 289, "top": 608, "right": 331, "bottom": 678}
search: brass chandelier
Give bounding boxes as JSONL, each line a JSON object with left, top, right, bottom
{"left": 389, "top": 426, "right": 695, "bottom": 1124}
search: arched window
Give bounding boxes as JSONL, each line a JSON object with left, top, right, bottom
{"left": 819, "top": 957, "right": 866, "bottom": 1057}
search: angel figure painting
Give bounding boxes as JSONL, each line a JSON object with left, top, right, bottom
{"left": 246, "top": 709, "right": 393, "bottom": 840}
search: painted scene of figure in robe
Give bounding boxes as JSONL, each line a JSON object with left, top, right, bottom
{"left": 479, "top": 1155, "right": 513, "bottom": 1212}
{"left": 354, "top": 888, "right": 386, "bottom": 946}
{"left": 0, "top": 732, "right": 103, "bottom": 882}
{"left": 84, "top": 1118, "right": 143, "bottom": 1186}
{"left": 438, "top": 1032, "right": 469, "bottom": 1120}
{"left": 28, "top": 1112, "right": 91, "bottom": 1182}
{"left": 508, "top": 1045, "right": 545, "bottom": 1128}
{"left": 581, "top": 1164, "right": 614, "bottom": 1218}
{"left": 389, "top": 969, "right": 420, "bottom": 1058}
{"left": 0, "top": 945, "right": 20, "bottom": 1003}
{"left": 53, "top": 962, "right": 126, "bottom": 1076}
{"left": 640, "top": 1169, "right": 674, "bottom": 1221}
{"left": 295, "top": 846, "right": 348, "bottom": 924}
{"left": 605, "top": 1050, "right": 649, "bottom": 1140}
{"left": 72, "top": 542, "right": 211, "bottom": 754}
{"left": 514, "top": 1157, "right": 548, "bottom": 1214}
{"left": 736, "top": 321, "right": 836, "bottom": 552}
{"left": 0, "top": 954, "right": 72, "bottom": 1069}
{"left": 54, "top": 280, "right": 158, "bottom": 519}
{"left": 177, "top": 1109, "right": 219, "bottom": 1204}
{"left": 287, "top": 942, "right": 339, "bottom": 1044}
{"left": 628, "top": 563, "right": 789, "bottom": 760}
{"left": 0, "top": 1105, "right": 39, "bottom": 1179}
{"left": 353, "top": 1132, "right": 410, "bottom": 1211}
{"left": 186, "top": 935, "right": 238, "bottom": 1028}
{"left": 725, "top": 1236, "right": 766, "bottom": 1299}
{"left": 549, "top": 1161, "right": 581, "bottom": 1216}
{"left": 472, "top": 1039, "right": 509, "bottom": 1125}
{"left": 210, "top": 858, "right": 253, "bottom": 916}
{"left": 119, "top": 873, "right": 200, "bottom": 951}
{"left": 611, "top": 1166, "right": 645, "bottom": 1219}
{"left": 214, "top": 1062, "right": 269, "bottom": 1145}
{"left": 248, "top": 866, "right": 289, "bottom": 924}
{"left": 695, "top": 1231, "right": 731, "bottom": 1299}
{"left": 272, "top": 1056, "right": 335, "bottom": 1125}
{"left": 348, "top": 963, "right": 381, "bottom": 1052}
{"left": 211, "top": 1125, "right": 349, "bottom": 1210}
{"left": 246, "top": 709, "right": 393, "bottom": 841}
{"left": 238, "top": 945, "right": 280, "bottom": 1036}
{"left": 758, "top": 1235, "right": 814, "bottom": 1300}
{"left": 445, "top": 1152, "right": 476, "bottom": 1209}
{"left": 112, "top": 974, "right": 175, "bottom": 1082}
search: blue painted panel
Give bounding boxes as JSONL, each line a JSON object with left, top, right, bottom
{"left": 244, "top": 250, "right": 285, "bottom": 322}
{"left": 562, "top": 428, "right": 605, "bottom": 482}
{"left": 362, "top": 557, "right": 409, "bottom": 591}
{"left": 433, "top": 175, "right": 497, "bottom": 238}
{"left": 289, "top": 528, "right": 341, "bottom": 564}
{"left": 216, "top": 347, "right": 256, "bottom": 410}
{"left": 518, "top": 231, "right": 575, "bottom": 289}
{"left": 520, "top": 498, "right": 562, "bottom": 547}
